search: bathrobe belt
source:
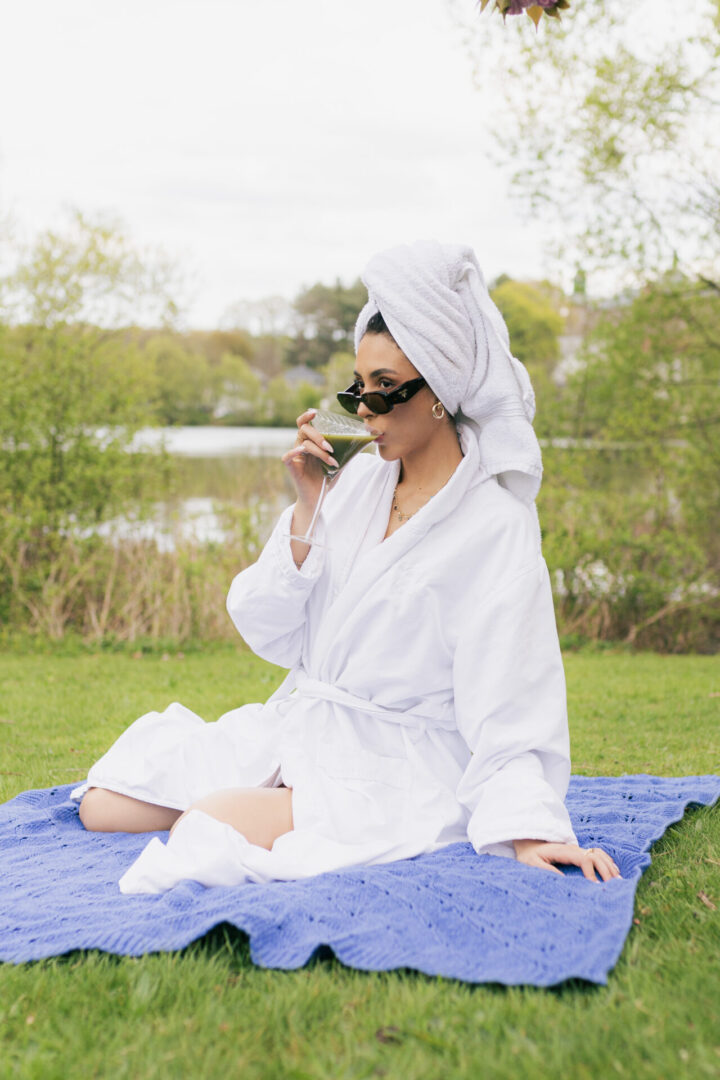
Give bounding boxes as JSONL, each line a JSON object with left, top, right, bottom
{"left": 293, "top": 671, "right": 456, "bottom": 732}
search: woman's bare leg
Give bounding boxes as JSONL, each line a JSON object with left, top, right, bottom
{"left": 170, "top": 787, "right": 293, "bottom": 851}
{"left": 79, "top": 787, "right": 182, "bottom": 833}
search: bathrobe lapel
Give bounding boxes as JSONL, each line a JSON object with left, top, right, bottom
{"left": 310, "top": 433, "right": 487, "bottom": 674}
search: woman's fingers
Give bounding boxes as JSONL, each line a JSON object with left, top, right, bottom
{"left": 579, "top": 852, "right": 601, "bottom": 883}
{"left": 286, "top": 433, "right": 338, "bottom": 470}
{"left": 515, "top": 845, "right": 565, "bottom": 875}
{"left": 295, "top": 411, "right": 325, "bottom": 451}
{"left": 296, "top": 408, "right": 318, "bottom": 428}
{"left": 579, "top": 846, "right": 621, "bottom": 882}
{"left": 528, "top": 858, "right": 564, "bottom": 876}
{"left": 549, "top": 845, "right": 621, "bottom": 882}
{"left": 518, "top": 842, "right": 622, "bottom": 882}
{"left": 281, "top": 446, "right": 307, "bottom": 467}
{"left": 553, "top": 847, "right": 602, "bottom": 882}
{"left": 297, "top": 422, "right": 336, "bottom": 457}
{"left": 591, "top": 850, "right": 620, "bottom": 883}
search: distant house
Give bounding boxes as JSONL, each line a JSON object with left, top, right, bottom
{"left": 283, "top": 364, "right": 325, "bottom": 388}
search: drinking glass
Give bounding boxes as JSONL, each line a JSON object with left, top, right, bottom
{"left": 310, "top": 411, "right": 378, "bottom": 480}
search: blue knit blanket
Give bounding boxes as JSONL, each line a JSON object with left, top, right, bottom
{"left": 1, "top": 774, "right": 717, "bottom": 985}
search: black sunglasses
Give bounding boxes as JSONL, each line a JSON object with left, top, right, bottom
{"left": 337, "top": 376, "right": 426, "bottom": 415}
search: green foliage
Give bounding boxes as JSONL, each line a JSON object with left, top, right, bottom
{"left": 0, "top": 531, "right": 259, "bottom": 643}
{"left": 2, "top": 207, "right": 717, "bottom": 650}
{"left": 321, "top": 351, "right": 357, "bottom": 409}
{"left": 491, "top": 278, "right": 565, "bottom": 369}
{"left": 263, "top": 376, "right": 323, "bottom": 426}
{"left": 5, "top": 207, "right": 180, "bottom": 329}
{"left": 459, "top": 0, "right": 720, "bottom": 285}
{"left": 144, "top": 335, "right": 263, "bottom": 425}
{"left": 184, "top": 329, "right": 254, "bottom": 365}
{"left": 538, "top": 275, "right": 720, "bottom": 650}
{"left": 0, "top": 210, "right": 178, "bottom": 525}
{"left": 491, "top": 278, "right": 567, "bottom": 440}
{"left": 0, "top": 213, "right": 183, "bottom": 637}
{"left": 0, "top": 325, "right": 154, "bottom": 530}
{"left": 571, "top": 277, "right": 720, "bottom": 449}
{"left": 286, "top": 277, "right": 367, "bottom": 368}
{"left": 459, "top": 0, "right": 719, "bottom": 648}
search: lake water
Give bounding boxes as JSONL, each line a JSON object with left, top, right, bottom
{"left": 112, "top": 426, "right": 656, "bottom": 555}
{"left": 113, "top": 426, "right": 300, "bottom": 549}
{"left": 130, "top": 426, "right": 298, "bottom": 458}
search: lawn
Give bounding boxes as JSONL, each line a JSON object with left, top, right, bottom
{"left": 0, "top": 647, "right": 718, "bottom": 1079}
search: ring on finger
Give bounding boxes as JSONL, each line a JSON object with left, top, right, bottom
{"left": 587, "top": 847, "right": 619, "bottom": 870}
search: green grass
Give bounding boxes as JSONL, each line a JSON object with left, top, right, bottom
{"left": 0, "top": 648, "right": 718, "bottom": 1079}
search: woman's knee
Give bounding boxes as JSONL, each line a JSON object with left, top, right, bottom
{"left": 79, "top": 787, "right": 181, "bottom": 833}
{"left": 78, "top": 787, "right": 113, "bottom": 832}
{"left": 172, "top": 787, "right": 293, "bottom": 850}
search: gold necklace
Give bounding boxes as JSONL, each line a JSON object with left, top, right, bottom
{"left": 392, "top": 464, "right": 460, "bottom": 524}
{"left": 392, "top": 484, "right": 416, "bottom": 523}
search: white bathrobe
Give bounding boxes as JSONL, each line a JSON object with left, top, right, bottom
{"left": 73, "top": 428, "right": 577, "bottom": 894}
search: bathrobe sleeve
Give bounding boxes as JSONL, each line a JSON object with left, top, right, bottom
{"left": 226, "top": 503, "right": 326, "bottom": 667}
{"left": 453, "top": 555, "right": 578, "bottom": 856}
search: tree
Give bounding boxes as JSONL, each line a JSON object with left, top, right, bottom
{"left": 0, "top": 211, "right": 178, "bottom": 631}
{"left": 263, "top": 376, "right": 322, "bottom": 426}
{"left": 322, "top": 352, "right": 357, "bottom": 411}
{"left": 211, "top": 353, "right": 263, "bottom": 424}
{"left": 185, "top": 329, "right": 254, "bottom": 366}
{"left": 220, "top": 296, "right": 293, "bottom": 377}
{"left": 4, "top": 207, "right": 180, "bottom": 328}
{"left": 455, "top": 0, "right": 720, "bottom": 290}
{"left": 143, "top": 335, "right": 211, "bottom": 426}
{"left": 221, "top": 295, "right": 295, "bottom": 338}
{"left": 539, "top": 274, "right": 720, "bottom": 649}
{"left": 490, "top": 278, "right": 564, "bottom": 369}
{"left": 286, "top": 278, "right": 368, "bottom": 369}
{"left": 0, "top": 211, "right": 179, "bottom": 528}
{"left": 489, "top": 278, "right": 567, "bottom": 438}
{"left": 454, "top": 0, "right": 720, "bottom": 648}
{"left": 569, "top": 281, "right": 717, "bottom": 441}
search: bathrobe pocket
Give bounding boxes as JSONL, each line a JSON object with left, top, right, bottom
{"left": 324, "top": 746, "right": 412, "bottom": 790}
{"left": 294, "top": 742, "right": 413, "bottom": 842}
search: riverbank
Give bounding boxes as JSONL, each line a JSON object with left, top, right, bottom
{"left": 3, "top": 425, "right": 718, "bottom": 649}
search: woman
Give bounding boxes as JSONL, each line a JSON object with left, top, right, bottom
{"left": 76, "top": 240, "right": 619, "bottom": 893}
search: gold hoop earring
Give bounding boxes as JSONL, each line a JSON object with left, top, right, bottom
{"left": 432, "top": 401, "right": 445, "bottom": 420}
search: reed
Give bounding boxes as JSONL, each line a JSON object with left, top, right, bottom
{"left": 0, "top": 513, "right": 260, "bottom": 644}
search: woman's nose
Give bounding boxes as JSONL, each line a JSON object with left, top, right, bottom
{"left": 357, "top": 401, "right": 374, "bottom": 420}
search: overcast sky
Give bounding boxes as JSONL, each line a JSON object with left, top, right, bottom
{"left": 1, "top": 0, "right": 557, "bottom": 327}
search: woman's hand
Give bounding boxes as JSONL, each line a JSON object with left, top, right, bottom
{"left": 281, "top": 409, "right": 339, "bottom": 568}
{"left": 281, "top": 409, "right": 339, "bottom": 510}
{"left": 513, "top": 839, "right": 621, "bottom": 882}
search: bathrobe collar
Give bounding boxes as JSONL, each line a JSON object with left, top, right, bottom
{"left": 309, "top": 426, "right": 489, "bottom": 669}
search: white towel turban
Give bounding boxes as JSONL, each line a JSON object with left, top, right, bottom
{"left": 354, "top": 239, "right": 543, "bottom": 504}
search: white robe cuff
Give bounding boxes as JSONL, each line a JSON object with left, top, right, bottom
{"left": 275, "top": 503, "right": 326, "bottom": 581}
{"left": 465, "top": 754, "right": 578, "bottom": 855}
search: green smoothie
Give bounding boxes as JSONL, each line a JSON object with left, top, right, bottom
{"left": 310, "top": 411, "right": 377, "bottom": 479}
{"left": 319, "top": 431, "right": 377, "bottom": 479}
